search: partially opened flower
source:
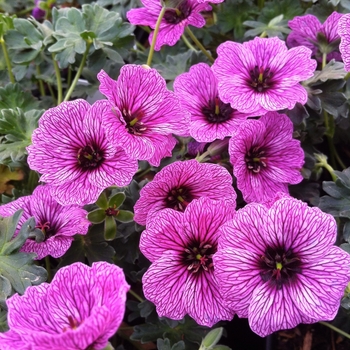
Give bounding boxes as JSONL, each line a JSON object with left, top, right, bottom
{"left": 127, "top": 0, "right": 211, "bottom": 51}
{"left": 27, "top": 99, "right": 138, "bottom": 206}
{"left": 229, "top": 111, "right": 304, "bottom": 203}
{"left": 287, "top": 12, "right": 343, "bottom": 63}
{"left": 141, "top": 197, "right": 236, "bottom": 327}
{"left": 97, "top": 65, "right": 189, "bottom": 166}
{"left": 213, "top": 198, "right": 350, "bottom": 337}
{"left": 134, "top": 159, "right": 237, "bottom": 226}
{"left": 174, "top": 63, "right": 251, "bottom": 142}
{"left": 0, "top": 262, "right": 129, "bottom": 350}
{"left": 212, "top": 37, "right": 316, "bottom": 115}
{"left": 0, "top": 185, "right": 90, "bottom": 259}
{"left": 338, "top": 13, "right": 350, "bottom": 71}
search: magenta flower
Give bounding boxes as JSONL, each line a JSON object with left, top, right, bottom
{"left": 97, "top": 65, "right": 189, "bottom": 166}
{"left": 0, "top": 262, "right": 129, "bottom": 350}
{"left": 229, "top": 112, "right": 304, "bottom": 203}
{"left": 127, "top": 0, "right": 211, "bottom": 51}
{"left": 0, "top": 185, "right": 90, "bottom": 259}
{"left": 174, "top": 63, "right": 251, "bottom": 142}
{"left": 338, "top": 14, "right": 350, "bottom": 71}
{"left": 27, "top": 99, "right": 138, "bottom": 206}
{"left": 213, "top": 198, "right": 350, "bottom": 337}
{"left": 134, "top": 159, "right": 237, "bottom": 226}
{"left": 287, "top": 12, "right": 343, "bottom": 62}
{"left": 141, "top": 197, "right": 235, "bottom": 327}
{"left": 212, "top": 37, "right": 317, "bottom": 115}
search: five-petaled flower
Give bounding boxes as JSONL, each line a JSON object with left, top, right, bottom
{"left": 229, "top": 111, "right": 304, "bottom": 203}
{"left": 27, "top": 99, "right": 138, "bottom": 206}
{"left": 141, "top": 197, "right": 236, "bottom": 327}
{"left": 213, "top": 197, "right": 350, "bottom": 337}
{"left": 0, "top": 261, "right": 130, "bottom": 350}
{"left": 0, "top": 185, "right": 90, "bottom": 260}
{"left": 212, "top": 36, "right": 316, "bottom": 115}
{"left": 338, "top": 13, "right": 350, "bottom": 71}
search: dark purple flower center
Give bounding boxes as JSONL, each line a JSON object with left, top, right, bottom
{"left": 183, "top": 241, "right": 215, "bottom": 273}
{"left": 77, "top": 145, "right": 104, "bottom": 169}
{"left": 34, "top": 220, "right": 56, "bottom": 240}
{"left": 249, "top": 66, "right": 274, "bottom": 92}
{"left": 259, "top": 246, "right": 302, "bottom": 290}
{"left": 165, "top": 187, "right": 193, "bottom": 211}
{"left": 164, "top": 1, "right": 191, "bottom": 24}
{"left": 105, "top": 206, "right": 119, "bottom": 216}
{"left": 202, "top": 97, "right": 233, "bottom": 124}
{"left": 245, "top": 147, "right": 267, "bottom": 173}
{"left": 122, "top": 107, "right": 147, "bottom": 136}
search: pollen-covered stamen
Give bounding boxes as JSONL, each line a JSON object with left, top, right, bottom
{"left": 202, "top": 96, "right": 233, "bottom": 124}
{"left": 122, "top": 108, "right": 147, "bottom": 136}
{"left": 249, "top": 66, "right": 273, "bottom": 92}
{"left": 245, "top": 147, "right": 267, "bottom": 173}
{"left": 163, "top": 0, "right": 191, "bottom": 24}
{"left": 184, "top": 242, "right": 215, "bottom": 273}
{"left": 165, "top": 187, "right": 193, "bottom": 211}
{"left": 259, "top": 246, "right": 302, "bottom": 290}
{"left": 77, "top": 145, "right": 104, "bottom": 169}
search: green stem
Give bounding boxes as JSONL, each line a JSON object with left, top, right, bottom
{"left": 47, "top": 83, "right": 57, "bottom": 105}
{"left": 181, "top": 34, "right": 196, "bottom": 51}
{"left": 67, "top": 66, "right": 72, "bottom": 88}
{"left": 196, "top": 150, "right": 211, "bottom": 163}
{"left": 36, "top": 65, "right": 45, "bottom": 97}
{"left": 257, "top": 0, "right": 265, "bottom": 9}
{"left": 52, "top": 54, "right": 62, "bottom": 105}
{"left": 136, "top": 41, "right": 145, "bottom": 51}
{"left": 323, "top": 162, "right": 337, "bottom": 181}
{"left": 45, "top": 256, "right": 52, "bottom": 282}
{"left": 334, "top": 147, "right": 346, "bottom": 170}
{"left": 185, "top": 27, "right": 214, "bottom": 63}
{"left": 128, "top": 289, "right": 144, "bottom": 303}
{"left": 63, "top": 41, "right": 92, "bottom": 102}
{"left": 146, "top": 7, "right": 166, "bottom": 66}
{"left": 322, "top": 52, "right": 327, "bottom": 69}
{"left": 0, "top": 36, "right": 15, "bottom": 83}
{"left": 16, "top": 6, "right": 35, "bottom": 16}
{"left": 260, "top": 31, "right": 267, "bottom": 38}
{"left": 319, "top": 321, "right": 350, "bottom": 340}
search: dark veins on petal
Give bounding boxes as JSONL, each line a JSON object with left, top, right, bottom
{"left": 165, "top": 186, "right": 194, "bottom": 211}
{"left": 245, "top": 146, "right": 267, "bottom": 173}
{"left": 249, "top": 66, "right": 274, "bottom": 92}
{"left": 259, "top": 246, "right": 302, "bottom": 290}
{"left": 121, "top": 107, "right": 147, "bottom": 135}
{"left": 77, "top": 144, "right": 104, "bottom": 170}
{"left": 202, "top": 97, "right": 233, "bottom": 124}
{"left": 182, "top": 239, "right": 216, "bottom": 273}
{"left": 164, "top": 0, "right": 191, "bottom": 24}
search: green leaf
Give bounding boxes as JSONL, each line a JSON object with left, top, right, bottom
{"left": 200, "top": 328, "right": 223, "bottom": 349}
{"left": 87, "top": 209, "right": 106, "bottom": 224}
{"left": 108, "top": 192, "right": 126, "bottom": 209}
{"left": 157, "top": 339, "right": 186, "bottom": 350}
{"left": 104, "top": 215, "right": 117, "bottom": 241}
{"left": 116, "top": 210, "right": 134, "bottom": 223}
{"left": 96, "top": 191, "right": 108, "bottom": 209}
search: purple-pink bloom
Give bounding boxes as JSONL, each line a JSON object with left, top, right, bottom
{"left": 32, "top": 0, "right": 46, "bottom": 20}
{"left": 0, "top": 185, "right": 89, "bottom": 260}
{"left": 97, "top": 65, "right": 189, "bottom": 166}
{"left": 338, "top": 13, "right": 350, "bottom": 71}
{"left": 229, "top": 111, "right": 304, "bottom": 203}
{"left": 174, "top": 63, "right": 251, "bottom": 142}
{"left": 127, "top": 0, "right": 211, "bottom": 51}
{"left": 141, "top": 197, "right": 236, "bottom": 326}
{"left": 27, "top": 99, "right": 138, "bottom": 206}
{"left": 213, "top": 197, "right": 350, "bottom": 337}
{"left": 134, "top": 159, "right": 237, "bottom": 226}
{"left": 287, "top": 12, "right": 343, "bottom": 62}
{"left": 0, "top": 262, "right": 129, "bottom": 350}
{"left": 212, "top": 37, "right": 317, "bottom": 115}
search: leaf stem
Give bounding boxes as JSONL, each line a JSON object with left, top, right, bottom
{"left": 52, "top": 54, "right": 62, "bottom": 105}
{"left": 181, "top": 34, "right": 196, "bottom": 51}
{"left": 63, "top": 41, "right": 92, "bottom": 102}
{"left": 0, "top": 36, "right": 15, "bottom": 83}
{"left": 45, "top": 256, "right": 52, "bottom": 282}
{"left": 128, "top": 289, "right": 144, "bottom": 303}
{"left": 146, "top": 7, "right": 166, "bottom": 66}
{"left": 322, "top": 52, "right": 327, "bottom": 70}
{"left": 36, "top": 65, "right": 45, "bottom": 97}
{"left": 319, "top": 321, "right": 350, "bottom": 340}
{"left": 185, "top": 27, "right": 214, "bottom": 63}
{"left": 47, "top": 83, "right": 57, "bottom": 105}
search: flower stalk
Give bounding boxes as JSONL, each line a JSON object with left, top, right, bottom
{"left": 52, "top": 53, "right": 63, "bottom": 105}
{"left": 185, "top": 27, "right": 214, "bottom": 63}
{"left": 0, "top": 35, "right": 15, "bottom": 83}
{"left": 319, "top": 321, "right": 350, "bottom": 340}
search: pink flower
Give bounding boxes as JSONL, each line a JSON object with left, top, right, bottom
{"left": 97, "top": 65, "right": 189, "bottom": 166}
{"left": 287, "top": 12, "right": 343, "bottom": 62}
{"left": 27, "top": 99, "right": 138, "bottom": 206}
{"left": 213, "top": 197, "right": 350, "bottom": 337}
{"left": 0, "top": 262, "right": 129, "bottom": 350}
{"left": 338, "top": 13, "right": 350, "bottom": 71}
{"left": 141, "top": 197, "right": 236, "bottom": 327}
{"left": 127, "top": 0, "right": 211, "bottom": 50}
{"left": 0, "top": 185, "right": 90, "bottom": 259}
{"left": 134, "top": 159, "right": 237, "bottom": 226}
{"left": 229, "top": 112, "right": 304, "bottom": 203}
{"left": 212, "top": 37, "right": 317, "bottom": 115}
{"left": 174, "top": 63, "right": 251, "bottom": 142}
